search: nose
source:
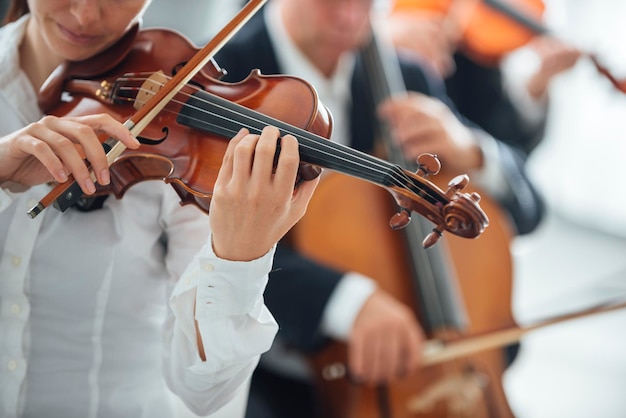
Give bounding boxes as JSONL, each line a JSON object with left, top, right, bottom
{"left": 334, "top": 0, "right": 372, "bottom": 29}
{"left": 70, "top": 0, "right": 102, "bottom": 26}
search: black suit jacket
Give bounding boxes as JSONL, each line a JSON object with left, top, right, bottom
{"left": 214, "top": 9, "right": 544, "bottom": 351}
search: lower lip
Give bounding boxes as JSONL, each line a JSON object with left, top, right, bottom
{"left": 57, "top": 23, "right": 100, "bottom": 46}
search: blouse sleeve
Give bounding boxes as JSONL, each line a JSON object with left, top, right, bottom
{"left": 163, "top": 232, "right": 278, "bottom": 416}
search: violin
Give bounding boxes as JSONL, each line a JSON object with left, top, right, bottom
{"left": 392, "top": 0, "right": 545, "bottom": 65}
{"left": 392, "top": 0, "right": 626, "bottom": 94}
{"left": 28, "top": 0, "right": 488, "bottom": 247}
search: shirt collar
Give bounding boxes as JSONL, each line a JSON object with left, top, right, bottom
{"left": 264, "top": 2, "right": 354, "bottom": 143}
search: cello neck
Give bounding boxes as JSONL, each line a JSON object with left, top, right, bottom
{"left": 357, "top": 18, "right": 469, "bottom": 332}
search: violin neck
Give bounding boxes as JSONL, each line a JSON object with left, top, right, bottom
{"left": 178, "top": 90, "right": 414, "bottom": 188}
{"left": 482, "top": 0, "right": 548, "bottom": 35}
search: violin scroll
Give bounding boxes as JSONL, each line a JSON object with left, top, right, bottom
{"left": 388, "top": 153, "right": 488, "bottom": 248}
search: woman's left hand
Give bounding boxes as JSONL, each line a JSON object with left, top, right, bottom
{"left": 209, "top": 126, "right": 319, "bottom": 261}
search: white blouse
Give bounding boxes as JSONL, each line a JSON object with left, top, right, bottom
{"left": 0, "top": 16, "right": 278, "bottom": 418}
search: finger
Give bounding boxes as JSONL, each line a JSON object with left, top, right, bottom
{"left": 404, "top": 325, "right": 425, "bottom": 375}
{"left": 348, "top": 333, "right": 367, "bottom": 383}
{"left": 290, "top": 175, "right": 319, "bottom": 220}
{"left": 216, "top": 128, "right": 249, "bottom": 186}
{"left": 250, "top": 126, "right": 282, "bottom": 183}
{"left": 30, "top": 120, "right": 96, "bottom": 193}
{"left": 65, "top": 113, "right": 140, "bottom": 150}
{"left": 45, "top": 117, "right": 111, "bottom": 188}
{"left": 385, "top": 331, "right": 402, "bottom": 382}
{"left": 366, "top": 334, "right": 386, "bottom": 384}
{"left": 16, "top": 134, "right": 69, "bottom": 183}
{"left": 230, "top": 130, "right": 259, "bottom": 183}
{"left": 272, "top": 134, "right": 301, "bottom": 195}
{"left": 61, "top": 114, "right": 140, "bottom": 185}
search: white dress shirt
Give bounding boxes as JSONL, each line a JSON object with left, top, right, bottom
{"left": 0, "top": 16, "right": 278, "bottom": 418}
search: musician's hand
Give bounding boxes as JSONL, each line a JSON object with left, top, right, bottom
{"left": 378, "top": 93, "right": 483, "bottom": 174}
{"left": 0, "top": 114, "right": 140, "bottom": 193}
{"left": 526, "top": 36, "right": 582, "bottom": 99}
{"left": 387, "top": 10, "right": 457, "bottom": 77}
{"left": 209, "top": 126, "right": 319, "bottom": 261}
{"left": 349, "top": 288, "right": 424, "bottom": 384}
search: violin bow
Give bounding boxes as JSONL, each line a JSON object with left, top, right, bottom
{"left": 28, "top": 0, "right": 268, "bottom": 218}
{"left": 421, "top": 299, "right": 626, "bottom": 366}
{"left": 318, "top": 299, "right": 626, "bottom": 384}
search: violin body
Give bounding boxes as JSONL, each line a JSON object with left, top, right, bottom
{"left": 45, "top": 28, "right": 331, "bottom": 213}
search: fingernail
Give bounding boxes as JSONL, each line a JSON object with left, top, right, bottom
{"left": 58, "top": 169, "right": 68, "bottom": 183}
{"left": 85, "top": 178, "right": 96, "bottom": 194}
{"left": 100, "top": 169, "right": 110, "bottom": 185}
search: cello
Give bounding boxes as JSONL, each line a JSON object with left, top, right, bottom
{"left": 291, "top": 17, "right": 516, "bottom": 418}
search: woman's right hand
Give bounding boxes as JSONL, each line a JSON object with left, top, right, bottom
{"left": 0, "top": 113, "right": 140, "bottom": 193}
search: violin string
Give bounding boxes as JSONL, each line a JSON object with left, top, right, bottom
{"left": 119, "top": 78, "right": 407, "bottom": 185}
{"left": 116, "top": 77, "right": 393, "bottom": 180}
{"left": 114, "top": 75, "right": 448, "bottom": 206}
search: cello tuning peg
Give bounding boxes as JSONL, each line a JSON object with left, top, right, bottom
{"left": 415, "top": 153, "right": 441, "bottom": 177}
{"left": 390, "top": 208, "right": 411, "bottom": 230}
{"left": 445, "top": 174, "right": 470, "bottom": 197}
{"left": 422, "top": 228, "right": 443, "bottom": 249}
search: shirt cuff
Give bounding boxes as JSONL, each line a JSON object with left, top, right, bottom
{"left": 501, "top": 46, "right": 548, "bottom": 126}
{"left": 0, "top": 186, "right": 16, "bottom": 213}
{"left": 469, "top": 130, "right": 509, "bottom": 201}
{"left": 320, "top": 272, "right": 377, "bottom": 341}
{"left": 169, "top": 235, "right": 276, "bottom": 345}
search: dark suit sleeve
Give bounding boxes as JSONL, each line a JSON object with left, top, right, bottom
{"left": 266, "top": 243, "right": 343, "bottom": 352}
{"left": 390, "top": 58, "right": 545, "bottom": 235}
{"left": 445, "top": 53, "right": 545, "bottom": 155}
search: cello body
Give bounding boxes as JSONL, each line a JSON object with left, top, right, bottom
{"left": 290, "top": 170, "right": 515, "bottom": 418}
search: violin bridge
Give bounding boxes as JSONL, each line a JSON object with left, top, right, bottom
{"left": 134, "top": 70, "right": 168, "bottom": 110}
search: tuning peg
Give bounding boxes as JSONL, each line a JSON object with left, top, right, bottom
{"left": 422, "top": 228, "right": 443, "bottom": 249}
{"left": 390, "top": 208, "right": 411, "bottom": 230}
{"left": 415, "top": 153, "right": 441, "bottom": 177}
{"left": 445, "top": 174, "right": 469, "bottom": 198}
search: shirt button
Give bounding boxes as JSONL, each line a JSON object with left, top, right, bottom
{"left": 201, "top": 263, "right": 214, "bottom": 272}
{"left": 7, "top": 360, "right": 17, "bottom": 371}
{"left": 11, "top": 256, "right": 21, "bottom": 267}
{"left": 10, "top": 304, "right": 21, "bottom": 315}
{"left": 184, "top": 277, "right": 191, "bottom": 285}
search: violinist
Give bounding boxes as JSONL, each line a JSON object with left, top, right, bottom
{"left": 501, "top": 0, "right": 626, "bottom": 416}
{"left": 213, "top": 0, "right": 544, "bottom": 416}
{"left": 0, "top": 1, "right": 318, "bottom": 417}
{"left": 387, "top": 0, "right": 580, "bottom": 154}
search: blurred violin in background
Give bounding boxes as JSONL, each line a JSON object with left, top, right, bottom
{"left": 392, "top": 0, "right": 545, "bottom": 66}
{"left": 391, "top": 0, "right": 626, "bottom": 94}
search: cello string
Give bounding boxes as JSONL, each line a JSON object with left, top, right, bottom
{"left": 360, "top": 20, "right": 455, "bottom": 329}
{"left": 362, "top": 14, "right": 487, "bottom": 409}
